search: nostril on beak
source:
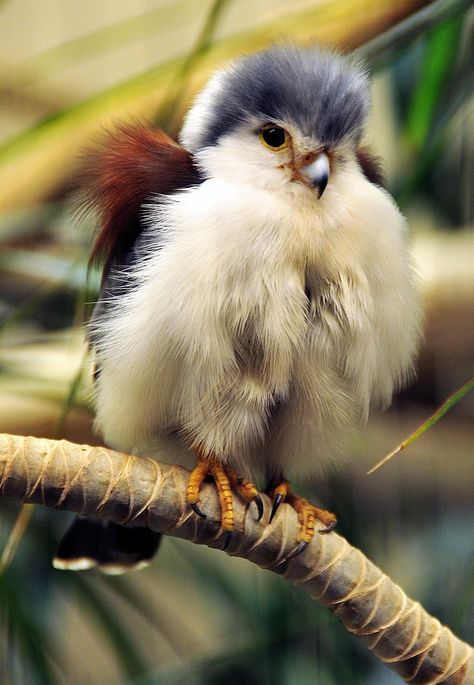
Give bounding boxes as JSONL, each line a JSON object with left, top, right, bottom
{"left": 301, "top": 152, "right": 330, "bottom": 198}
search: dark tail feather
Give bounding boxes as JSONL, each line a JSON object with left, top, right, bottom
{"left": 53, "top": 517, "right": 161, "bottom": 574}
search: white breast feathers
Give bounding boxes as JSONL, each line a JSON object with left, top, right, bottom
{"left": 92, "top": 163, "right": 420, "bottom": 481}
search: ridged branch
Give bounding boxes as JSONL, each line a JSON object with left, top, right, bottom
{"left": 0, "top": 433, "right": 472, "bottom": 684}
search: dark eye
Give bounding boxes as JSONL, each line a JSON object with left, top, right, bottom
{"left": 259, "top": 126, "right": 289, "bottom": 151}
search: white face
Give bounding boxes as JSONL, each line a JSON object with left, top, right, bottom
{"left": 193, "top": 118, "right": 354, "bottom": 202}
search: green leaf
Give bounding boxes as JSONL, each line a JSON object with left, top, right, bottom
{"left": 157, "top": 0, "right": 232, "bottom": 131}
{"left": 68, "top": 574, "right": 149, "bottom": 680}
{"left": 368, "top": 378, "right": 474, "bottom": 474}
{"left": 404, "top": 14, "right": 462, "bottom": 150}
{"left": 358, "top": 0, "right": 471, "bottom": 68}
{"left": 395, "top": 19, "right": 472, "bottom": 206}
{"left": 0, "top": 570, "right": 61, "bottom": 685}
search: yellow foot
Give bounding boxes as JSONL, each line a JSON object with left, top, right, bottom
{"left": 186, "top": 454, "right": 263, "bottom": 549}
{"left": 269, "top": 481, "right": 337, "bottom": 559}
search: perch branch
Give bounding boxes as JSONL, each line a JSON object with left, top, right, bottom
{"left": 0, "top": 433, "right": 472, "bottom": 685}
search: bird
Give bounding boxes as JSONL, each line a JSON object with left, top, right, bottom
{"left": 53, "top": 44, "right": 420, "bottom": 573}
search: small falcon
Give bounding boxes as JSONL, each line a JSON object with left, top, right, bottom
{"left": 54, "top": 44, "right": 420, "bottom": 572}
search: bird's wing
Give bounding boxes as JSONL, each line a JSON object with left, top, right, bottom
{"left": 356, "top": 146, "right": 385, "bottom": 187}
{"left": 81, "top": 123, "right": 201, "bottom": 278}
{"left": 80, "top": 123, "right": 201, "bottom": 362}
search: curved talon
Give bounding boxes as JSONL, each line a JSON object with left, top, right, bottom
{"left": 319, "top": 519, "right": 337, "bottom": 534}
{"left": 269, "top": 493, "right": 284, "bottom": 523}
{"left": 221, "top": 530, "right": 233, "bottom": 551}
{"left": 190, "top": 502, "right": 206, "bottom": 519}
{"left": 267, "top": 479, "right": 336, "bottom": 556}
{"left": 253, "top": 494, "right": 264, "bottom": 521}
{"left": 286, "top": 540, "right": 308, "bottom": 560}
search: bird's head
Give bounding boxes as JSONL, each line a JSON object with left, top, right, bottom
{"left": 179, "top": 45, "right": 370, "bottom": 200}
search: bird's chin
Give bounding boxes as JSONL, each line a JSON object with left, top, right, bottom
{"left": 291, "top": 176, "right": 323, "bottom": 201}
{"left": 281, "top": 181, "right": 321, "bottom": 210}
{"left": 290, "top": 169, "right": 320, "bottom": 194}
{"left": 294, "top": 177, "right": 316, "bottom": 192}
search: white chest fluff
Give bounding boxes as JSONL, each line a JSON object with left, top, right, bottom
{"left": 92, "top": 164, "right": 420, "bottom": 480}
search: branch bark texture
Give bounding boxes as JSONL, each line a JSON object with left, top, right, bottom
{"left": 0, "top": 433, "right": 472, "bottom": 684}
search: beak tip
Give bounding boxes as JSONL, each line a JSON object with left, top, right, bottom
{"left": 316, "top": 176, "right": 328, "bottom": 198}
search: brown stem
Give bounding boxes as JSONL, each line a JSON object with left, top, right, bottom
{"left": 0, "top": 433, "right": 472, "bottom": 684}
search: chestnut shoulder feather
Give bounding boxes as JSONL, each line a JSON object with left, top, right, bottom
{"left": 356, "top": 146, "right": 385, "bottom": 188}
{"left": 80, "top": 123, "right": 201, "bottom": 277}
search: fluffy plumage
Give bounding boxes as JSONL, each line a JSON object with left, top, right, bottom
{"left": 92, "top": 153, "right": 419, "bottom": 479}
{"left": 88, "top": 45, "right": 420, "bottom": 483}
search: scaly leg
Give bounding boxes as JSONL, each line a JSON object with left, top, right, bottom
{"left": 269, "top": 480, "right": 337, "bottom": 559}
{"left": 186, "top": 451, "right": 263, "bottom": 549}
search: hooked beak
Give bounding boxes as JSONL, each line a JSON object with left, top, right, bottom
{"left": 299, "top": 152, "right": 330, "bottom": 198}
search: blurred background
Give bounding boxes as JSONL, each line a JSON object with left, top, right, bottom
{"left": 0, "top": 1, "right": 472, "bottom": 683}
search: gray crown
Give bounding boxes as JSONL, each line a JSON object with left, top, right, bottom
{"left": 191, "top": 45, "right": 370, "bottom": 151}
